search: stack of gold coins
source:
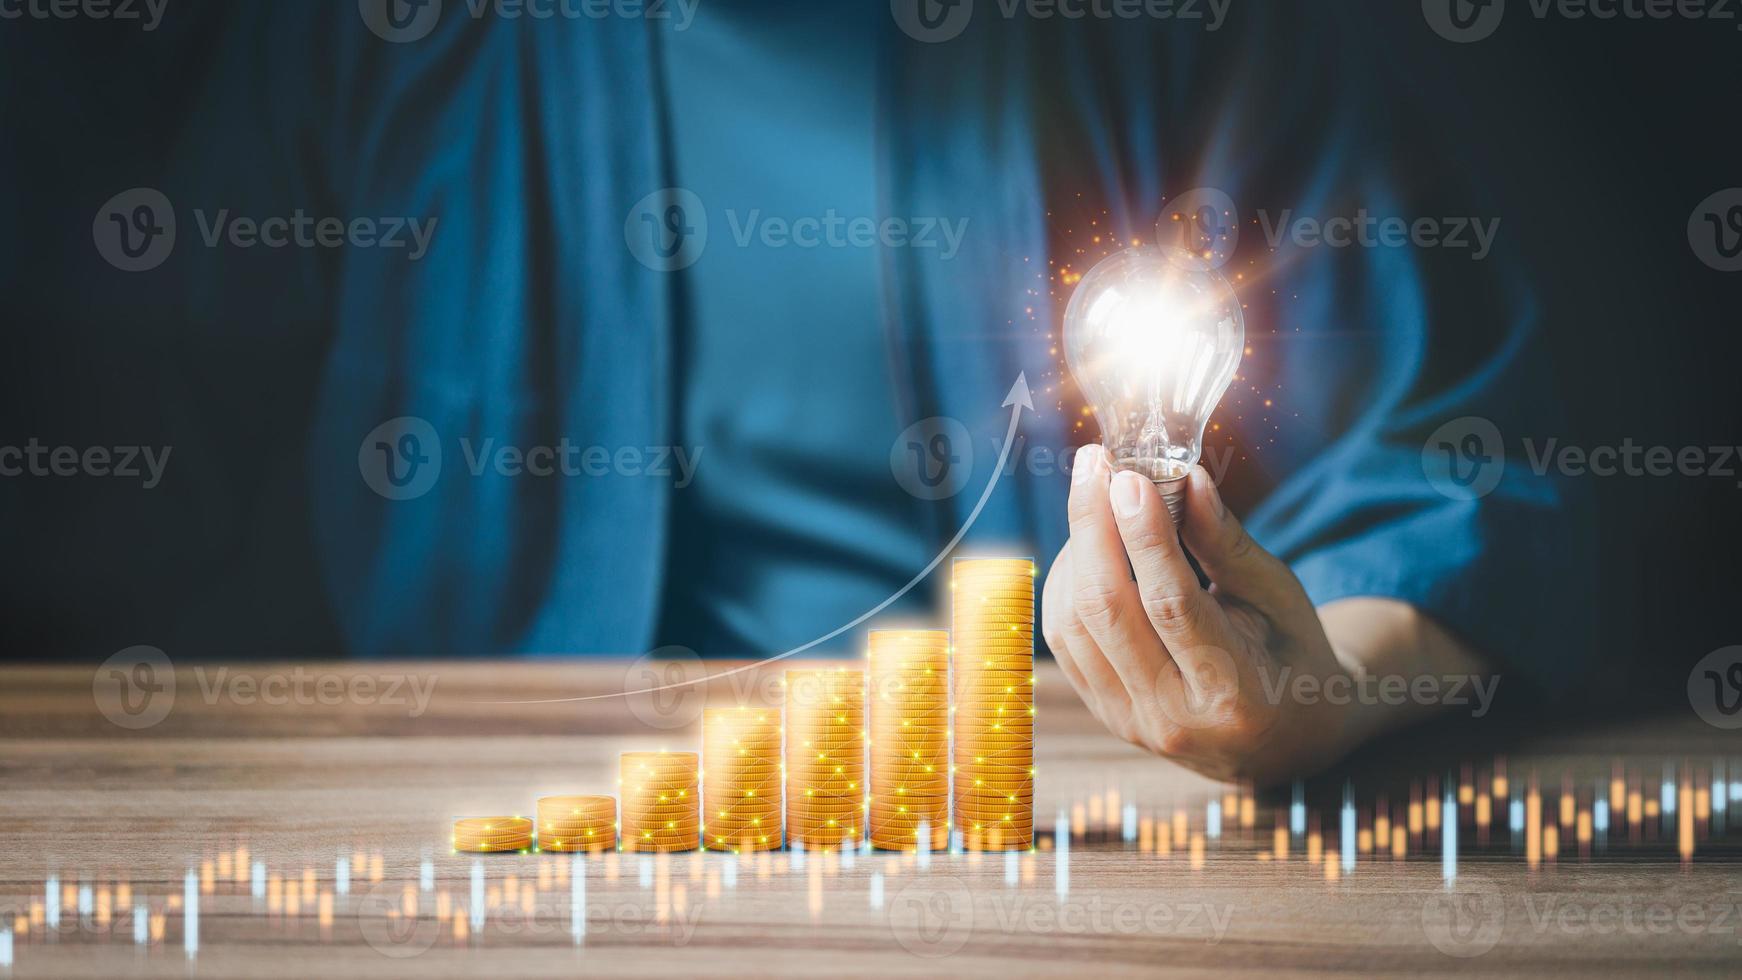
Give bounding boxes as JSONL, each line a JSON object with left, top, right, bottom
{"left": 867, "top": 630, "right": 951, "bottom": 851}
{"left": 952, "top": 557, "right": 1036, "bottom": 850}
{"left": 784, "top": 668, "right": 866, "bottom": 850}
{"left": 452, "top": 816, "right": 533, "bottom": 853}
{"left": 535, "top": 795, "right": 616, "bottom": 853}
{"left": 702, "top": 705, "right": 783, "bottom": 852}
{"left": 619, "top": 751, "right": 700, "bottom": 852}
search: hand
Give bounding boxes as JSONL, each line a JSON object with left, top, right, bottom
{"left": 1041, "top": 446, "right": 1355, "bottom": 784}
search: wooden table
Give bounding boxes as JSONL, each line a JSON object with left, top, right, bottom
{"left": 1, "top": 659, "right": 1737, "bottom": 978}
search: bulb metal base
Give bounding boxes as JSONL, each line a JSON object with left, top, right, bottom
{"left": 1155, "top": 476, "right": 1187, "bottom": 530}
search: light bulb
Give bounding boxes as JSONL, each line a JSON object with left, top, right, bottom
{"left": 1063, "top": 245, "right": 1244, "bottom": 526}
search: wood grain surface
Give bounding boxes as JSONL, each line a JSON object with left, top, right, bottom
{"left": 1, "top": 659, "right": 1737, "bottom": 978}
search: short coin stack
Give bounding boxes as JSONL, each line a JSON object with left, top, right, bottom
{"left": 784, "top": 668, "right": 866, "bottom": 850}
{"left": 619, "top": 751, "right": 700, "bottom": 852}
{"left": 867, "top": 630, "right": 951, "bottom": 851}
{"left": 534, "top": 795, "right": 616, "bottom": 853}
{"left": 702, "top": 706, "right": 783, "bottom": 852}
{"left": 951, "top": 557, "right": 1036, "bottom": 850}
{"left": 452, "top": 816, "right": 533, "bottom": 853}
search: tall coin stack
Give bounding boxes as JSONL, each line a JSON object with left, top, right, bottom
{"left": 619, "top": 751, "right": 700, "bottom": 852}
{"left": 784, "top": 668, "right": 866, "bottom": 850}
{"left": 867, "top": 630, "right": 951, "bottom": 851}
{"left": 535, "top": 795, "right": 616, "bottom": 853}
{"left": 951, "top": 557, "right": 1036, "bottom": 850}
{"left": 702, "top": 706, "right": 783, "bottom": 852}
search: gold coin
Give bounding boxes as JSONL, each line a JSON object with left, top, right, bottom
{"left": 955, "top": 796, "right": 1035, "bottom": 811}
{"left": 869, "top": 765, "right": 949, "bottom": 778}
{"left": 868, "top": 788, "right": 950, "bottom": 802}
{"left": 954, "top": 753, "right": 1034, "bottom": 766}
{"left": 455, "top": 841, "right": 531, "bottom": 853}
{"left": 954, "top": 725, "right": 1035, "bottom": 736}
{"left": 951, "top": 560, "right": 1036, "bottom": 574}
{"left": 701, "top": 839, "right": 782, "bottom": 852}
{"left": 784, "top": 797, "right": 865, "bottom": 810}
{"left": 537, "top": 826, "right": 615, "bottom": 838}
{"left": 620, "top": 750, "right": 699, "bottom": 764}
{"left": 618, "top": 830, "right": 702, "bottom": 844}
{"left": 453, "top": 835, "right": 532, "bottom": 848}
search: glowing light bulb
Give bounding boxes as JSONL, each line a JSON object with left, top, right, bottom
{"left": 1062, "top": 245, "right": 1244, "bottom": 525}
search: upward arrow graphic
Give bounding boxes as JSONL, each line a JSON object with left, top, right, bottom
{"left": 480, "top": 373, "right": 1038, "bottom": 704}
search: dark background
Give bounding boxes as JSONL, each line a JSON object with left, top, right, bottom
{"left": 2, "top": 2, "right": 1738, "bottom": 714}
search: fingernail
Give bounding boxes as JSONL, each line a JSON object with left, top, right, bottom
{"left": 1112, "top": 470, "right": 1144, "bottom": 519}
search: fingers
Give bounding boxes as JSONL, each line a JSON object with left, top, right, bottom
{"left": 1042, "top": 539, "right": 1136, "bottom": 739}
{"left": 1107, "top": 470, "right": 1218, "bottom": 644}
{"left": 1066, "top": 447, "right": 1164, "bottom": 703}
{"left": 1179, "top": 466, "right": 1303, "bottom": 614}
{"left": 1040, "top": 542, "right": 1092, "bottom": 695}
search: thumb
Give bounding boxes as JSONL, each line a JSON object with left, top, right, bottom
{"left": 1179, "top": 466, "right": 1302, "bottom": 614}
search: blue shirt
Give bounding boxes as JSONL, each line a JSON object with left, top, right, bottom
{"left": 19, "top": 4, "right": 1703, "bottom": 708}
{"left": 654, "top": 1, "right": 931, "bottom": 656}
